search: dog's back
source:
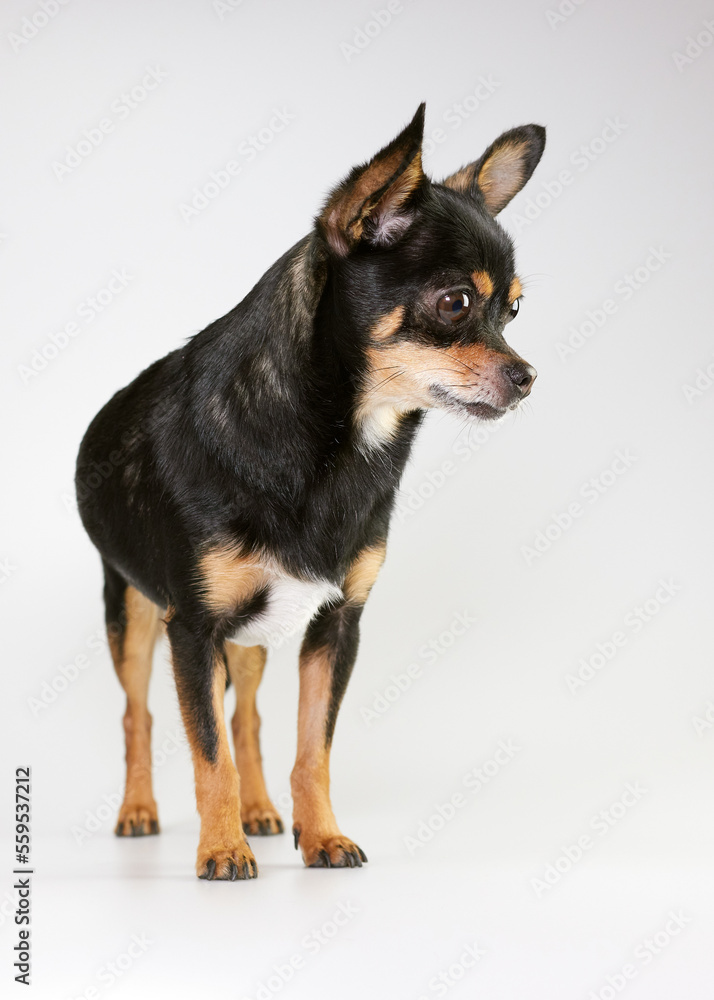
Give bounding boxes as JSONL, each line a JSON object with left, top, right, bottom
{"left": 76, "top": 105, "right": 545, "bottom": 878}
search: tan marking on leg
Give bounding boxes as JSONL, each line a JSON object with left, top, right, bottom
{"left": 291, "top": 648, "right": 366, "bottom": 867}
{"left": 471, "top": 270, "right": 494, "bottom": 298}
{"left": 343, "top": 541, "right": 386, "bottom": 605}
{"left": 226, "top": 643, "right": 283, "bottom": 836}
{"left": 198, "top": 546, "right": 265, "bottom": 614}
{"left": 508, "top": 276, "right": 522, "bottom": 303}
{"left": 369, "top": 305, "right": 405, "bottom": 343}
{"left": 180, "top": 657, "right": 257, "bottom": 879}
{"left": 110, "top": 586, "right": 161, "bottom": 836}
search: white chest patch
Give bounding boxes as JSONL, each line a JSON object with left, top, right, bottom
{"left": 356, "top": 403, "right": 405, "bottom": 452}
{"left": 226, "top": 569, "right": 343, "bottom": 649}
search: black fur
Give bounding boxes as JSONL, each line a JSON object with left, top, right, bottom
{"left": 76, "top": 105, "right": 545, "bottom": 787}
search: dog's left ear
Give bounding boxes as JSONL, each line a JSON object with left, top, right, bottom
{"left": 318, "top": 103, "right": 426, "bottom": 255}
{"left": 443, "top": 124, "right": 546, "bottom": 216}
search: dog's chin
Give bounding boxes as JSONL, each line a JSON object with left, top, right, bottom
{"left": 430, "top": 386, "right": 507, "bottom": 422}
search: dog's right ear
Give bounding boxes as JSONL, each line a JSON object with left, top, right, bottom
{"left": 318, "top": 104, "right": 426, "bottom": 256}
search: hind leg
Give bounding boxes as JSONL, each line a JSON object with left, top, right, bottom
{"left": 103, "top": 565, "right": 161, "bottom": 837}
{"left": 225, "top": 643, "right": 283, "bottom": 836}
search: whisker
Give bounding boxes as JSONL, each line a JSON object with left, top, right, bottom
{"left": 363, "top": 369, "right": 407, "bottom": 397}
{"left": 444, "top": 353, "right": 482, "bottom": 378}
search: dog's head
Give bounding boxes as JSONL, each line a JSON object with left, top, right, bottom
{"left": 315, "top": 104, "right": 545, "bottom": 446}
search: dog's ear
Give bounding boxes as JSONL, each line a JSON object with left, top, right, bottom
{"left": 443, "top": 124, "right": 546, "bottom": 216}
{"left": 318, "top": 104, "right": 426, "bottom": 255}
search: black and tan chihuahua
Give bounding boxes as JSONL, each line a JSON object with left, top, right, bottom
{"left": 76, "top": 104, "right": 545, "bottom": 879}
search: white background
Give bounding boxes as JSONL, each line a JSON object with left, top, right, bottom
{"left": 2, "top": 0, "right": 714, "bottom": 997}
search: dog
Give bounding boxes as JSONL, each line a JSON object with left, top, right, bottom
{"left": 76, "top": 103, "right": 545, "bottom": 879}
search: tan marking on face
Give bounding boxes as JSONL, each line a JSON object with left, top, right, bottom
{"left": 471, "top": 270, "right": 494, "bottom": 298}
{"left": 354, "top": 340, "right": 497, "bottom": 444}
{"left": 508, "top": 277, "right": 522, "bottom": 303}
{"left": 344, "top": 541, "right": 387, "bottom": 605}
{"left": 478, "top": 140, "right": 528, "bottom": 214}
{"left": 198, "top": 547, "right": 265, "bottom": 614}
{"left": 370, "top": 305, "right": 405, "bottom": 342}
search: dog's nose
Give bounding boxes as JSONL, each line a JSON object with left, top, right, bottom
{"left": 504, "top": 361, "right": 537, "bottom": 397}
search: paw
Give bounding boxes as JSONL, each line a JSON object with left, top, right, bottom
{"left": 115, "top": 801, "right": 160, "bottom": 837}
{"left": 196, "top": 843, "right": 258, "bottom": 881}
{"left": 242, "top": 802, "right": 284, "bottom": 836}
{"left": 293, "top": 827, "right": 367, "bottom": 868}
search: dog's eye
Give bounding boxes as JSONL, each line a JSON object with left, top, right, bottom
{"left": 507, "top": 297, "right": 520, "bottom": 321}
{"left": 437, "top": 291, "right": 471, "bottom": 324}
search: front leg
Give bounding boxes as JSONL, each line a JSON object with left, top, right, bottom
{"left": 167, "top": 616, "right": 257, "bottom": 880}
{"left": 291, "top": 542, "right": 385, "bottom": 868}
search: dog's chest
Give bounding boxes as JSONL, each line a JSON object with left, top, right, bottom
{"left": 226, "top": 569, "right": 342, "bottom": 649}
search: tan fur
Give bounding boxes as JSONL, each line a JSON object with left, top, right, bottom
{"left": 322, "top": 146, "right": 423, "bottom": 253}
{"left": 508, "top": 276, "right": 523, "bottom": 303}
{"left": 181, "top": 657, "right": 256, "bottom": 878}
{"left": 369, "top": 305, "right": 405, "bottom": 343}
{"left": 344, "top": 542, "right": 387, "bottom": 605}
{"left": 477, "top": 140, "right": 529, "bottom": 214}
{"left": 110, "top": 586, "right": 161, "bottom": 835}
{"left": 226, "top": 643, "right": 283, "bottom": 835}
{"left": 471, "top": 270, "right": 494, "bottom": 298}
{"left": 442, "top": 164, "right": 474, "bottom": 195}
{"left": 354, "top": 338, "right": 501, "bottom": 444}
{"left": 198, "top": 546, "right": 265, "bottom": 614}
{"left": 292, "top": 649, "right": 357, "bottom": 865}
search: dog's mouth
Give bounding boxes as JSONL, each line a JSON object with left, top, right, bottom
{"left": 429, "top": 386, "right": 507, "bottom": 421}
